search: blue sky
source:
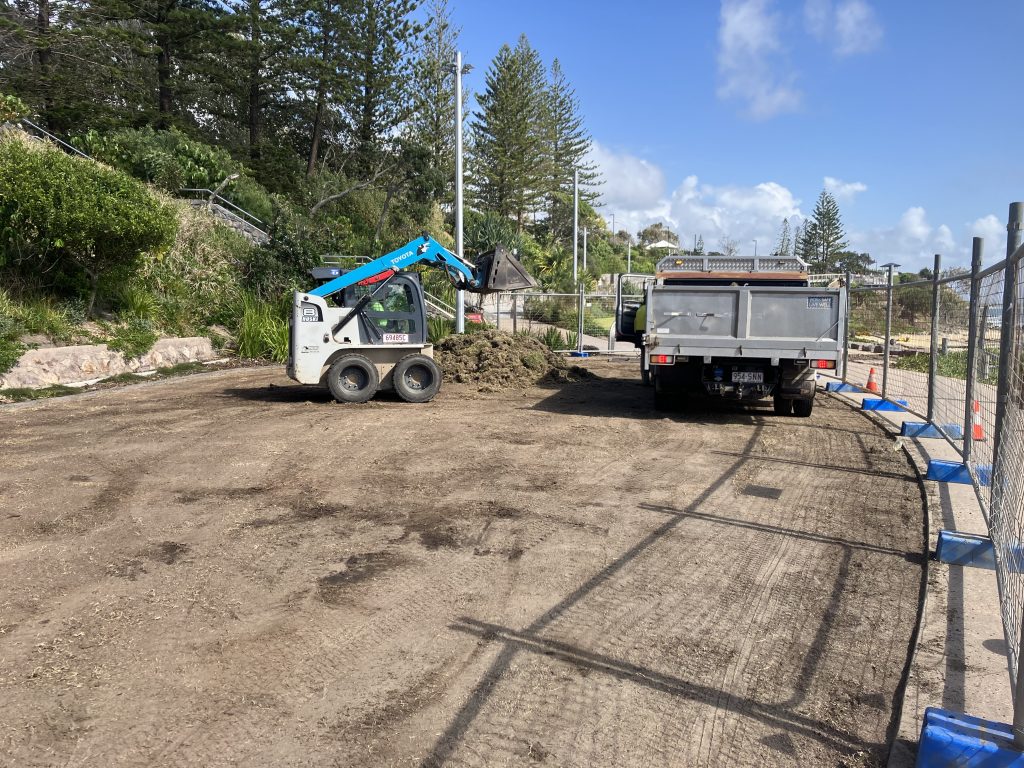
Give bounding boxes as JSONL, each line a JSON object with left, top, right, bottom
{"left": 452, "top": 1, "right": 1024, "bottom": 271}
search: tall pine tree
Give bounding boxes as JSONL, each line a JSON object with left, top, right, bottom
{"left": 772, "top": 217, "right": 792, "bottom": 258}
{"left": 802, "top": 190, "right": 848, "bottom": 272}
{"left": 408, "top": 0, "right": 461, "bottom": 204}
{"left": 469, "top": 34, "right": 548, "bottom": 228}
{"left": 340, "top": 0, "right": 420, "bottom": 177}
{"left": 543, "top": 59, "right": 598, "bottom": 203}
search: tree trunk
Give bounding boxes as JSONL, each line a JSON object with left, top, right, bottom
{"left": 373, "top": 184, "right": 396, "bottom": 245}
{"left": 247, "top": 1, "right": 262, "bottom": 159}
{"left": 306, "top": 85, "right": 326, "bottom": 178}
{"left": 35, "top": 0, "right": 54, "bottom": 127}
{"left": 157, "top": 35, "right": 174, "bottom": 123}
{"left": 86, "top": 270, "right": 99, "bottom": 318}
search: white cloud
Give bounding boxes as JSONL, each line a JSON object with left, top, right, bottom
{"left": 851, "top": 209, "right": 1003, "bottom": 273}
{"left": 591, "top": 144, "right": 803, "bottom": 253}
{"left": 717, "top": 0, "right": 802, "bottom": 120}
{"left": 899, "top": 206, "right": 931, "bottom": 242}
{"left": 835, "top": 0, "right": 883, "bottom": 55}
{"left": 803, "top": 0, "right": 883, "bottom": 56}
{"left": 971, "top": 215, "right": 1006, "bottom": 258}
{"left": 803, "top": 0, "right": 831, "bottom": 38}
{"left": 588, "top": 142, "right": 666, "bottom": 215}
{"left": 824, "top": 176, "right": 867, "bottom": 201}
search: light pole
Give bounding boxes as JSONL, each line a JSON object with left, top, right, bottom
{"left": 583, "top": 226, "right": 588, "bottom": 271}
{"left": 454, "top": 50, "right": 465, "bottom": 333}
{"left": 572, "top": 169, "right": 579, "bottom": 284}
{"left": 753, "top": 239, "right": 757, "bottom": 258}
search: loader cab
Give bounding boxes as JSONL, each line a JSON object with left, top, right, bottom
{"left": 343, "top": 274, "right": 427, "bottom": 345}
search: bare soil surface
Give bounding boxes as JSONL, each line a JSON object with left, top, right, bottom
{"left": 0, "top": 360, "right": 925, "bottom": 767}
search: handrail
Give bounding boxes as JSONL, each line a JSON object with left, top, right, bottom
{"left": 19, "top": 118, "right": 91, "bottom": 159}
{"left": 178, "top": 188, "right": 267, "bottom": 230}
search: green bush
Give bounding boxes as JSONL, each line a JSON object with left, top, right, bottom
{"left": 427, "top": 315, "right": 454, "bottom": 344}
{"left": 237, "top": 292, "right": 289, "bottom": 362}
{"left": 73, "top": 127, "right": 275, "bottom": 222}
{"left": 0, "top": 134, "right": 177, "bottom": 313}
{"left": 0, "top": 93, "right": 29, "bottom": 122}
{"left": 106, "top": 319, "right": 158, "bottom": 359}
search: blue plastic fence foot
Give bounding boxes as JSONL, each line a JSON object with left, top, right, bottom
{"left": 901, "top": 422, "right": 964, "bottom": 440}
{"left": 862, "top": 397, "right": 909, "bottom": 411}
{"left": 825, "top": 382, "right": 861, "bottom": 392}
{"left": 934, "top": 530, "right": 996, "bottom": 570}
{"left": 916, "top": 707, "right": 1024, "bottom": 766}
{"left": 926, "top": 459, "right": 992, "bottom": 486}
{"left": 568, "top": 351, "right": 590, "bottom": 358}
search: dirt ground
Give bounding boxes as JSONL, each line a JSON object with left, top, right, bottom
{"left": 0, "top": 359, "right": 925, "bottom": 767}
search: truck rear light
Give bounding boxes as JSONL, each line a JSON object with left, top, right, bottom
{"left": 651, "top": 354, "right": 674, "bottom": 365}
{"left": 812, "top": 359, "right": 836, "bottom": 369}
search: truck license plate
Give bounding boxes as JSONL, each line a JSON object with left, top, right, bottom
{"left": 732, "top": 371, "right": 764, "bottom": 383}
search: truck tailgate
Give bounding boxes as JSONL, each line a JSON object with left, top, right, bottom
{"left": 647, "top": 285, "right": 845, "bottom": 358}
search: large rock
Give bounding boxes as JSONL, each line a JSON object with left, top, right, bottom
{"left": 0, "top": 337, "right": 220, "bottom": 389}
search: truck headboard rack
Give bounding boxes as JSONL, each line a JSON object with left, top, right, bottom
{"left": 656, "top": 255, "right": 809, "bottom": 283}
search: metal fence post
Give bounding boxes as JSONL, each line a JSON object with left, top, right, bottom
{"left": 511, "top": 295, "right": 518, "bottom": 334}
{"left": 1002, "top": 202, "right": 1024, "bottom": 749}
{"left": 577, "top": 283, "right": 585, "bottom": 354}
{"left": 495, "top": 293, "right": 501, "bottom": 332}
{"left": 883, "top": 264, "right": 895, "bottom": 398}
{"left": 996, "top": 203, "right": 1023, "bottom": 477}
{"left": 962, "top": 239, "right": 983, "bottom": 465}
{"left": 928, "top": 254, "right": 942, "bottom": 423}
{"left": 842, "top": 271, "right": 851, "bottom": 383}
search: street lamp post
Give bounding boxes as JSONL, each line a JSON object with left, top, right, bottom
{"left": 454, "top": 50, "right": 465, "bottom": 333}
{"left": 753, "top": 239, "right": 758, "bottom": 258}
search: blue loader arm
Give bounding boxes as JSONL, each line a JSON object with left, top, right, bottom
{"left": 308, "top": 235, "right": 477, "bottom": 299}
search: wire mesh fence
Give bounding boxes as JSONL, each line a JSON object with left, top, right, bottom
{"left": 970, "top": 267, "right": 1006, "bottom": 512}
{"left": 885, "top": 279, "right": 935, "bottom": 416}
{"left": 930, "top": 274, "right": 974, "bottom": 447}
{"left": 490, "top": 291, "right": 635, "bottom": 351}
{"left": 840, "top": 204, "right": 1024, "bottom": 719}
{"left": 990, "top": 251, "right": 1024, "bottom": 690}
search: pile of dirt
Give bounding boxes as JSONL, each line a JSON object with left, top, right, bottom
{"left": 434, "top": 330, "right": 590, "bottom": 389}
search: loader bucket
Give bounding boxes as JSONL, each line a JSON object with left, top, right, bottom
{"left": 472, "top": 245, "right": 539, "bottom": 293}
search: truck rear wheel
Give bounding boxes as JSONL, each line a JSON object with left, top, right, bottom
{"left": 392, "top": 354, "right": 442, "bottom": 403}
{"left": 773, "top": 395, "right": 793, "bottom": 416}
{"left": 793, "top": 397, "right": 814, "bottom": 417}
{"left": 327, "top": 354, "right": 379, "bottom": 403}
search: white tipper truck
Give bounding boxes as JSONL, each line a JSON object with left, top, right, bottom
{"left": 615, "top": 254, "right": 846, "bottom": 416}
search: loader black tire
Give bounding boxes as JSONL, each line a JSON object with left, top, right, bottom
{"left": 793, "top": 397, "right": 815, "bottom": 417}
{"left": 773, "top": 395, "right": 793, "bottom": 416}
{"left": 327, "top": 354, "right": 379, "bottom": 404}
{"left": 392, "top": 354, "right": 442, "bottom": 404}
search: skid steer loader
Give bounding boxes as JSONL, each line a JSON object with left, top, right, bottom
{"left": 286, "top": 234, "right": 537, "bottom": 403}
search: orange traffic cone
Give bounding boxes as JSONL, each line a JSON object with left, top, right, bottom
{"left": 971, "top": 399, "right": 985, "bottom": 441}
{"left": 865, "top": 368, "right": 880, "bottom": 393}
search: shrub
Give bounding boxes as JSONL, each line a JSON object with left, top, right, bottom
{"left": 0, "top": 134, "right": 177, "bottom": 314}
{"left": 427, "top": 315, "right": 454, "bottom": 344}
{"left": 236, "top": 292, "right": 289, "bottom": 362}
{"left": 0, "top": 93, "right": 29, "bottom": 122}
{"left": 73, "top": 127, "right": 275, "bottom": 222}
{"left": 106, "top": 319, "right": 158, "bottom": 359}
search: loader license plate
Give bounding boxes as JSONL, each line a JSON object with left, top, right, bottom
{"left": 732, "top": 371, "right": 764, "bottom": 383}
{"left": 383, "top": 333, "right": 409, "bottom": 343}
